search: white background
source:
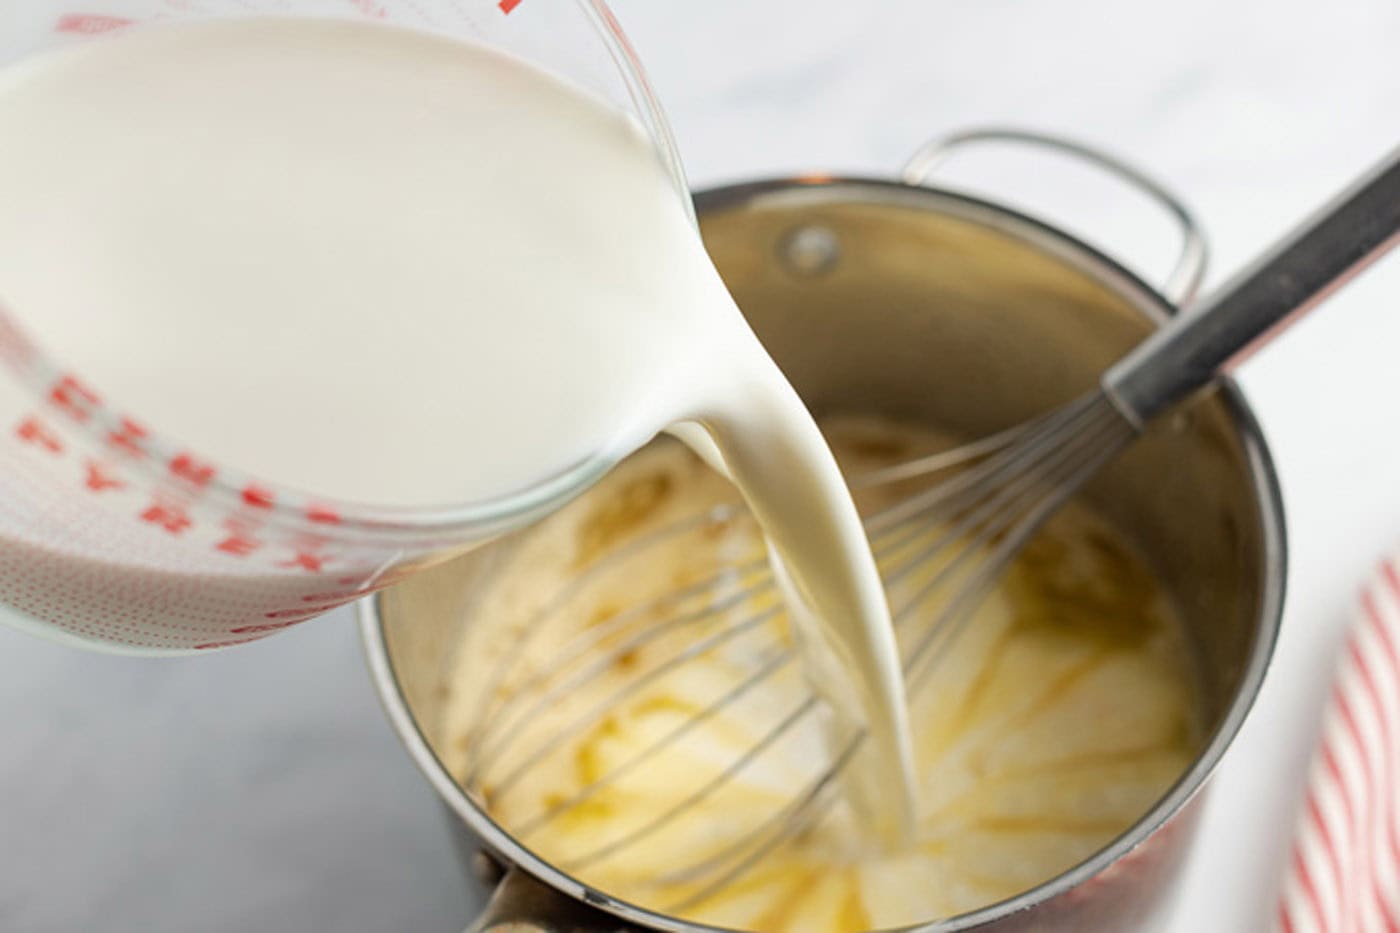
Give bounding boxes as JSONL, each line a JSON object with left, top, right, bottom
{"left": 3, "top": 1, "right": 1400, "bottom": 930}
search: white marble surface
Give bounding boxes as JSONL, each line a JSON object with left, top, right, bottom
{"left": 4, "top": 1, "right": 1400, "bottom": 930}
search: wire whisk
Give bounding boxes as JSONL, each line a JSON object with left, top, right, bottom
{"left": 460, "top": 145, "right": 1400, "bottom": 909}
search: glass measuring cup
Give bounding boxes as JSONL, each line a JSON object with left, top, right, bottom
{"left": 0, "top": 0, "right": 690, "bottom": 654}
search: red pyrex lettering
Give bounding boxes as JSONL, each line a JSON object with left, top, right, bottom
{"left": 169, "top": 453, "right": 216, "bottom": 487}
{"left": 305, "top": 504, "right": 341, "bottom": 525}
{"left": 141, "top": 501, "right": 192, "bottom": 534}
{"left": 279, "top": 550, "right": 327, "bottom": 573}
{"left": 241, "top": 484, "right": 275, "bottom": 509}
{"left": 107, "top": 417, "right": 149, "bottom": 457}
{"left": 15, "top": 417, "right": 62, "bottom": 454}
{"left": 49, "top": 374, "right": 100, "bottom": 423}
{"left": 216, "top": 533, "right": 260, "bottom": 557}
{"left": 84, "top": 460, "right": 125, "bottom": 492}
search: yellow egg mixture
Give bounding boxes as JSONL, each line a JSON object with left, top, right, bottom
{"left": 442, "top": 416, "right": 1201, "bottom": 932}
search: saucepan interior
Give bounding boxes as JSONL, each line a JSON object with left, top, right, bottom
{"left": 361, "top": 177, "right": 1284, "bottom": 932}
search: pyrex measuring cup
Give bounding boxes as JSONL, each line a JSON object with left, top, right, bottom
{"left": 0, "top": 0, "right": 689, "bottom": 654}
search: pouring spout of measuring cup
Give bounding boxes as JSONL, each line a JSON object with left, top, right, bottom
{"left": 666, "top": 422, "right": 732, "bottom": 478}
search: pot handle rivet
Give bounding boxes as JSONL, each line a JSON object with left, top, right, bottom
{"left": 779, "top": 224, "right": 842, "bottom": 276}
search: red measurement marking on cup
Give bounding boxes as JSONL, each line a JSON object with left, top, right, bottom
{"left": 140, "top": 501, "right": 192, "bottom": 534}
{"left": 300, "top": 587, "right": 370, "bottom": 602}
{"left": 241, "top": 484, "right": 275, "bottom": 509}
{"left": 498, "top": 0, "right": 522, "bottom": 13}
{"left": 315, "top": 568, "right": 412, "bottom": 597}
{"left": 55, "top": 14, "right": 135, "bottom": 35}
{"left": 107, "top": 417, "right": 149, "bottom": 458}
{"left": 169, "top": 452, "right": 216, "bottom": 488}
{"left": 49, "top": 374, "right": 100, "bottom": 423}
{"left": 260, "top": 601, "right": 349, "bottom": 621}
{"left": 193, "top": 639, "right": 252, "bottom": 651}
{"left": 299, "top": 573, "right": 409, "bottom": 602}
{"left": 228, "top": 619, "right": 301, "bottom": 635}
{"left": 216, "top": 532, "right": 261, "bottom": 557}
{"left": 15, "top": 417, "right": 63, "bottom": 454}
{"left": 279, "top": 550, "right": 328, "bottom": 573}
{"left": 260, "top": 608, "right": 323, "bottom": 621}
{"left": 305, "top": 504, "right": 341, "bottom": 525}
{"left": 345, "top": 0, "right": 389, "bottom": 18}
{"left": 84, "top": 460, "right": 125, "bottom": 493}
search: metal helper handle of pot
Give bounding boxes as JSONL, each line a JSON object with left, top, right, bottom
{"left": 902, "top": 127, "right": 1209, "bottom": 306}
{"left": 467, "top": 867, "right": 630, "bottom": 933}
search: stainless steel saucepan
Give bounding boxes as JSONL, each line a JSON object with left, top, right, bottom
{"left": 360, "top": 128, "right": 1285, "bottom": 932}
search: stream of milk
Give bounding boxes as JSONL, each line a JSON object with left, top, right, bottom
{"left": 0, "top": 18, "right": 915, "bottom": 838}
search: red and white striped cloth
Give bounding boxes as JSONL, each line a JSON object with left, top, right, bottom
{"left": 1279, "top": 560, "right": 1400, "bottom": 933}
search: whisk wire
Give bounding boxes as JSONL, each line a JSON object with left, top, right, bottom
{"left": 482, "top": 603, "right": 783, "bottom": 803}
{"left": 468, "top": 569, "right": 770, "bottom": 781}
{"left": 517, "top": 648, "right": 797, "bottom": 837}
{"left": 660, "top": 730, "right": 861, "bottom": 905}
{"left": 652, "top": 399, "right": 1138, "bottom": 904}
{"left": 469, "top": 392, "right": 1141, "bottom": 905}
{"left": 465, "top": 506, "right": 754, "bottom": 757}
{"left": 631, "top": 404, "right": 1134, "bottom": 906}
{"left": 905, "top": 405, "right": 1133, "bottom": 687}
{"left": 564, "top": 694, "right": 822, "bottom": 874}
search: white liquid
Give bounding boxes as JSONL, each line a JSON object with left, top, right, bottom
{"left": 0, "top": 22, "right": 915, "bottom": 835}
{"left": 444, "top": 420, "right": 1202, "bottom": 932}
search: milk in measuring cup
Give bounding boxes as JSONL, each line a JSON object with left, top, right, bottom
{"left": 0, "top": 20, "right": 916, "bottom": 836}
